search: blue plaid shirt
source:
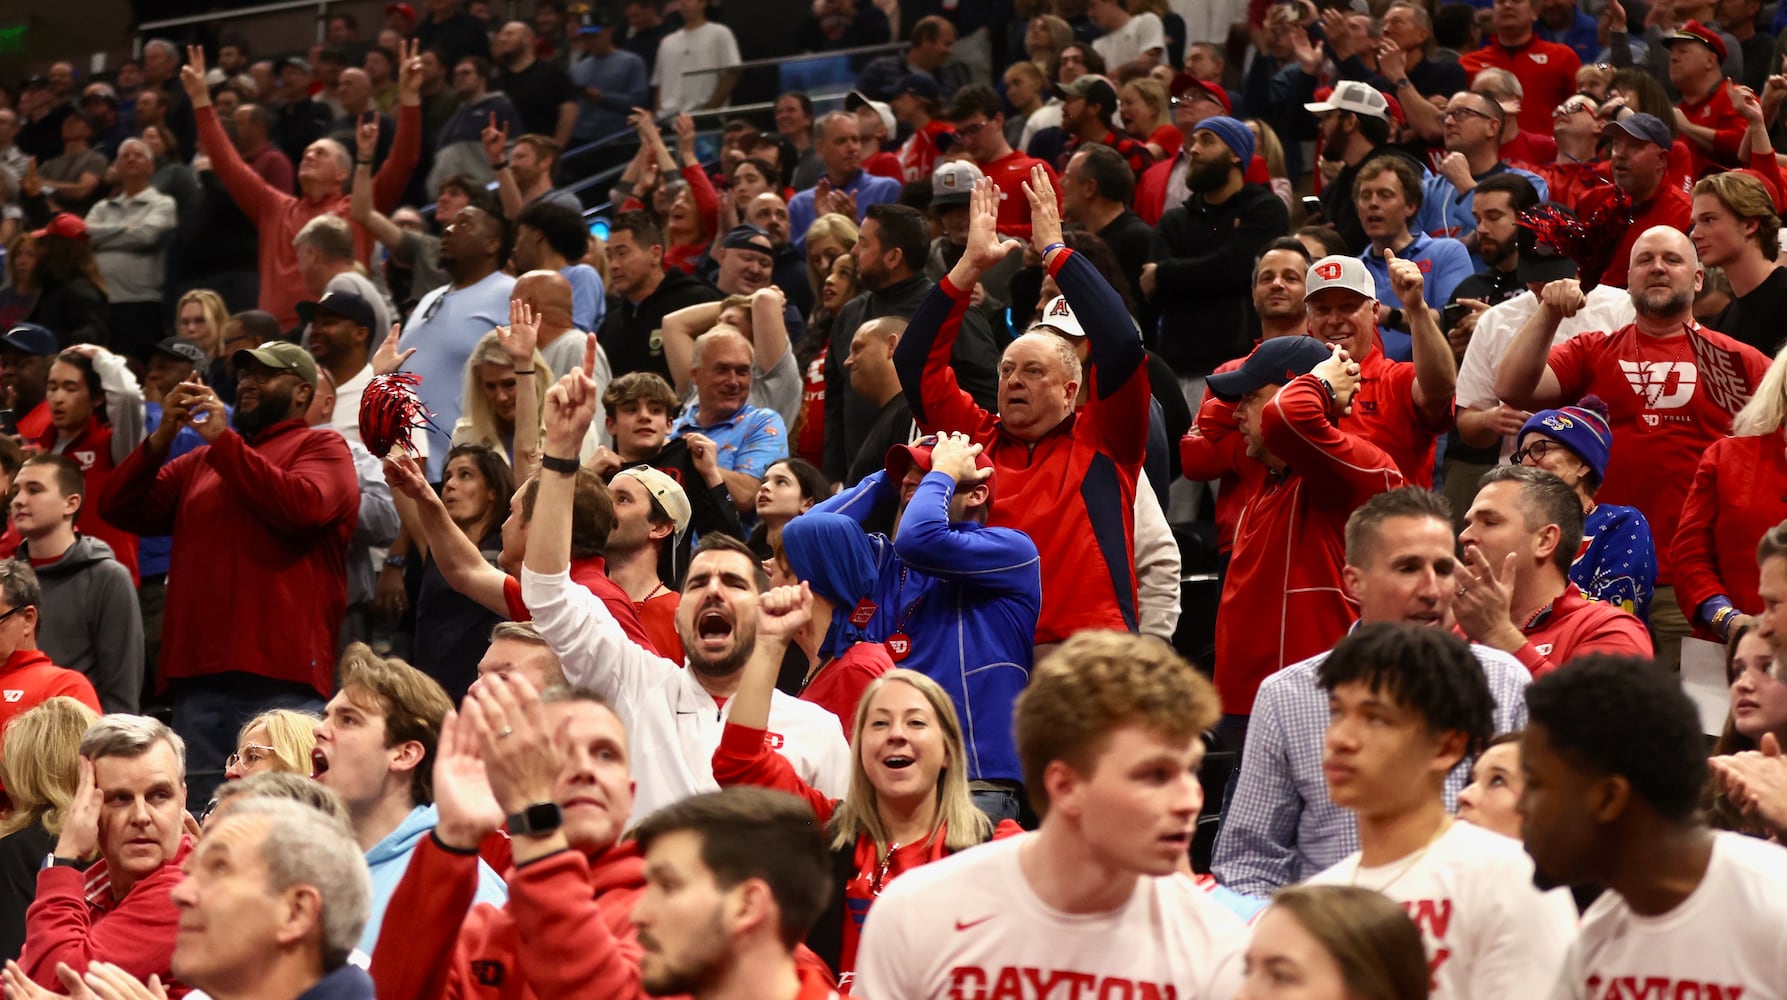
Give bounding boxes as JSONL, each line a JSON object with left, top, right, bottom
{"left": 1212, "top": 641, "right": 1531, "bottom": 898}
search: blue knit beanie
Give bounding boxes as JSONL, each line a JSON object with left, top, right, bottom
{"left": 1194, "top": 115, "right": 1254, "bottom": 167}
{"left": 1518, "top": 396, "right": 1612, "bottom": 483}
{"left": 780, "top": 513, "right": 879, "bottom": 610}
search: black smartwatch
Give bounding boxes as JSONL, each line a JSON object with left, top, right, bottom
{"left": 507, "top": 802, "right": 564, "bottom": 837}
{"left": 540, "top": 454, "right": 580, "bottom": 475}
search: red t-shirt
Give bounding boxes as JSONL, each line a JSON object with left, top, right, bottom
{"left": 1547, "top": 322, "right": 1770, "bottom": 584}
{"left": 863, "top": 150, "right": 904, "bottom": 181}
{"left": 976, "top": 149, "right": 1060, "bottom": 239}
{"left": 799, "top": 640, "right": 894, "bottom": 741}
{"left": 795, "top": 346, "right": 827, "bottom": 467}
{"left": 1500, "top": 129, "right": 1558, "bottom": 169}
{"left": 1339, "top": 343, "right": 1452, "bottom": 489}
{"left": 1581, "top": 183, "right": 1693, "bottom": 289}
{"left": 1677, "top": 81, "right": 1747, "bottom": 179}
{"left": 637, "top": 585, "right": 682, "bottom": 665}
{"left": 502, "top": 555, "right": 659, "bottom": 657}
{"left": 898, "top": 120, "right": 956, "bottom": 182}
{"left": 1461, "top": 37, "right": 1582, "bottom": 135}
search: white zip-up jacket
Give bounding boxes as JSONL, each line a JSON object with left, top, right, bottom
{"left": 521, "top": 565, "right": 853, "bottom": 824}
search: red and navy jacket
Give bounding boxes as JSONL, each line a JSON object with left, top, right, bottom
{"left": 1215, "top": 375, "right": 1406, "bottom": 716}
{"left": 893, "top": 249, "right": 1150, "bottom": 643}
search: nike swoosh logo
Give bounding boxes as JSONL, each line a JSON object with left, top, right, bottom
{"left": 954, "top": 915, "right": 994, "bottom": 932}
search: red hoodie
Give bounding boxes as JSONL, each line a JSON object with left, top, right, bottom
{"left": 1215, "top": 375, "right": 1406, "bottom": 716}
{"left": 0, "top": 649, "right": 100, "bottom": 735}
{"left": 21, "top": 836, "right": 193, "bottom": 996}
{"left": 1474, "top": 581, "right": 1654, "bottom": 678}
{"left": 371, "top": 834, "right": 651, "bottom": 1000}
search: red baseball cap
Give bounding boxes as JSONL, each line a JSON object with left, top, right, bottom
{"left": 31, "top": 213, "right": 87, "bottom": 241}
{"left": 885, "top": 436, "right": 998, "bottom": 514}
{"left": 1663, "top": 19, "right": 1728, "bottom": 63}
{"left": 1381, "top": 90, "right": 1406, "bottom": 127}
{"left": 385, "top": 3, "right": 416, "bottom": 22}
{"left": 1170, "top": 73, "right": 1230, "bottom": 115}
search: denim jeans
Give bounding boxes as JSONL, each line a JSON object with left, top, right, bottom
{"left": 969, "top": 783, "right": 1024, "bottom": 826}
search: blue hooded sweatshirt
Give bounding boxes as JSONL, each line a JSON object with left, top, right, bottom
{"left": 360, "top": 804, "right": 507, "bottom": 954}
{"left": 813, "top": 470, "right": 1042, "bottom": 782}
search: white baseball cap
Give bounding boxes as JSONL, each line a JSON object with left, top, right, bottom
{"left": 1306, "top": 255, "right": 1377, "bottom": 300}
{"left": 845, "top": 91, "right": 896, "bottom": 138}
{"left": 1303, "top": 80, "right": 1389, "bottom": 122}
{"left": 1030, "top": 295, "right": 1086, "bottom": 339}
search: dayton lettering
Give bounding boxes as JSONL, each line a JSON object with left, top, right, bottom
{"left": 1582, "top": 976, "right": 1746, "bottom": 1000}
{"left": 947, "top": 967, "right": 1179, "bottom": 1000}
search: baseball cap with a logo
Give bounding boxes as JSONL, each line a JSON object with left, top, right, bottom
{"left": 1204, "top": 337, "right": 1335, "bottom": 402}
{"left": 1304, "top": 80, "right": 1389, "bottom": 122}
{"left": 1662, "top": 18, "right": 1728, "bottom": 62}
{"left": 1305, "top": 255, "right": 1378, "bottom": 300}
{"left": 932, "top": 160, "right": 983, "bottom": 207}
{"left": 614, "top": 465, "right": 692, "bottom": 535}
{"left": 1030, "top": 295, "right": 1087, "bottom": 339}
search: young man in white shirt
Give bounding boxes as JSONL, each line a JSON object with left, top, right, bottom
{"left": 1522, "top": 655, "right": 1787, "bottom": 1000}
{"left": 520, "top": 362, "right": 851, "bottom": 823}
{"left": 853, "top": 631, "right": 1247, "bottom": 1000}
{"left": 1087, "top": 0, "right": 1165, "bottom": 76}
{"left": 1307, "top": 623, "right": 1576, "bottom": 1000}
{"left": 650, "top": 0, "right": 740, "bottom": 113}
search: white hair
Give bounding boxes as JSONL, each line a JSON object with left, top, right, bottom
{"left": 80, "top": 714, "right": 187, "bottom": 775}
{"left": 213, "top": 797, "right": 371, "bottom": 970}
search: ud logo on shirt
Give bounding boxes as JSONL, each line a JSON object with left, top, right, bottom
{"left": 72, "top": 450, "right": 97, "bottom": 471}
{"left": 2, "top": 690, "right": 22, "bottom": 703}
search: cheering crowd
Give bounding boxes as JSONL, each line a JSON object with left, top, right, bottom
{"left": 1, "top": 0, "right": 1787, "bottom": 996}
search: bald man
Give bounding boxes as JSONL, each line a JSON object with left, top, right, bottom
{"left": 328, "top": 66, "right": 395, "bottom": 167}
{"left": 671, "top": 327, "right": 789, "bottom": 512}
{"left": 1495, "top": 225, "right": 1771, "bottom": 670}
{"left": 87, "top": 137, "right": 178, "bottom": 360}
{"left": 493, "top": 19, "right": 578, "bottom": 147}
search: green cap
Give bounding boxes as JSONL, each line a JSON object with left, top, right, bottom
{"left": 232, "top": 341, "right": 319, "bottom": 389}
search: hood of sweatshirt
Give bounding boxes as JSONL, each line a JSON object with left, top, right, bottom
{"left": 366, "top": 804, "right": 439, "bottom": 867}
{"left": 584, "top": 838, "right": 647, "bottom": 895}
{"left": 19, "top": 534, "right": 119, "bottom": 579}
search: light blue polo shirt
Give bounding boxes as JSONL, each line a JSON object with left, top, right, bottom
{"left": 398, "top": 269, "right": 516, "bottom": 480}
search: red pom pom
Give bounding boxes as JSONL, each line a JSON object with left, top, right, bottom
{"left": 358, "top": 372, "right": 437, "bottom": 456}
{"left": 1518, "top": 186, "right": 1633, "bottom": 292}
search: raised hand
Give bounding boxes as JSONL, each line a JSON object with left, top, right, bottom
{"left": 397, "top": 38, "right": 423, "bottom": 102}
{"left": 1736, "top": 85, "right": 1765, "bottom": 126}
{"left": 1319, "top": 8, "right": 1353, "bottom": 59}
{"left": 356, "top": 114, "right": 381, "bottom": 165}
{"left": 1377, "top": 39, "right": 1406, "bottom": 81}
{"left": 1311, "top": 344, "right": 1362, "bottom": 413}
{"left": 1021, "top": 164, "right": 1064, "bottom": 255}
{"left": 382, "top": 452, "right": 434, "bottom": 501}
{"left": 757, "top": 582, "right": 813, "bottom": 642}
{"left": 1384, "top": 247, "right": 1426, "bottom": 308}
{"left": 429, "top": 708, "right": 505, "bottom": 850}
{"left": 182, "top": 383, "right": 228, "bottom": 443}
{"left": 957, "top": 178, "right": 1023, "bottom": 277}
{"left": 543, "top": 368, "right": 599, "bottom": 454}
{"left": 180, "top": 45, "right": 210, "bottom": 106}
{"left": 1453, "top": 545, "right": 1523, "bottom": 650}
{"left": 373, "top": 322, "right": 416, "bottom": 375}
{"left": 463, "top": 673, "right": 562, "bottom": 817}
{"left": 481, "top": 112, "right": 510, "bottom": 168}
{"left": 928, "top": 431, "right": 992, "bottom": 487}
{"left": 673, "top": 112, "right": 697, "bottom": 152}
{"left": 501, "top": 299, "right": 540, "bottom": 364}
{"left": 1602, "top": 0, "right": 1627, "bottom": 29}
{"left": 53, "top": 758, "right": 101, "bottom": 861}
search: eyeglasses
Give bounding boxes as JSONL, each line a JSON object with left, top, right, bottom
{"left": 1554, "top": 99, "right": 1594, "bottom": 118}
{"left": 0, "top": 604, "right": 29, "bottom": 626}
{"left": 226, "top": 744, "right": 278, "bottom": 771}
{"left": 421, "top": 288, "right": 451, "bottom": 324}
{"left": 1441, "top": 107, "right": 1496, "bottom": 124}
{"left": 1511, "top": 439, "right": 1560, "bottom": 465}
{"left": 954, "top": 119, "right": 991, "bottom": 138}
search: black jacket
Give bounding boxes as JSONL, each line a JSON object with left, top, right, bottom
{"left": 823, "top": 274, "right": 1000, "bottom": 482}
{"left": 28, "top": 278, "right": 108, "bottom": 349}
{"left": 1148, "top": 183, "right": 1289, "bottom": 374}
{"left": 598, "top": 270, "right": 726, "bottom": 384}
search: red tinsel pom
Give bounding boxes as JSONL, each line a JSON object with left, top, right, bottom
{"left": 358, "top": 372, "right": 436, "bottom": 456}
{"left": 1517, "top": 185, "right": 1633, "bottom": 292}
